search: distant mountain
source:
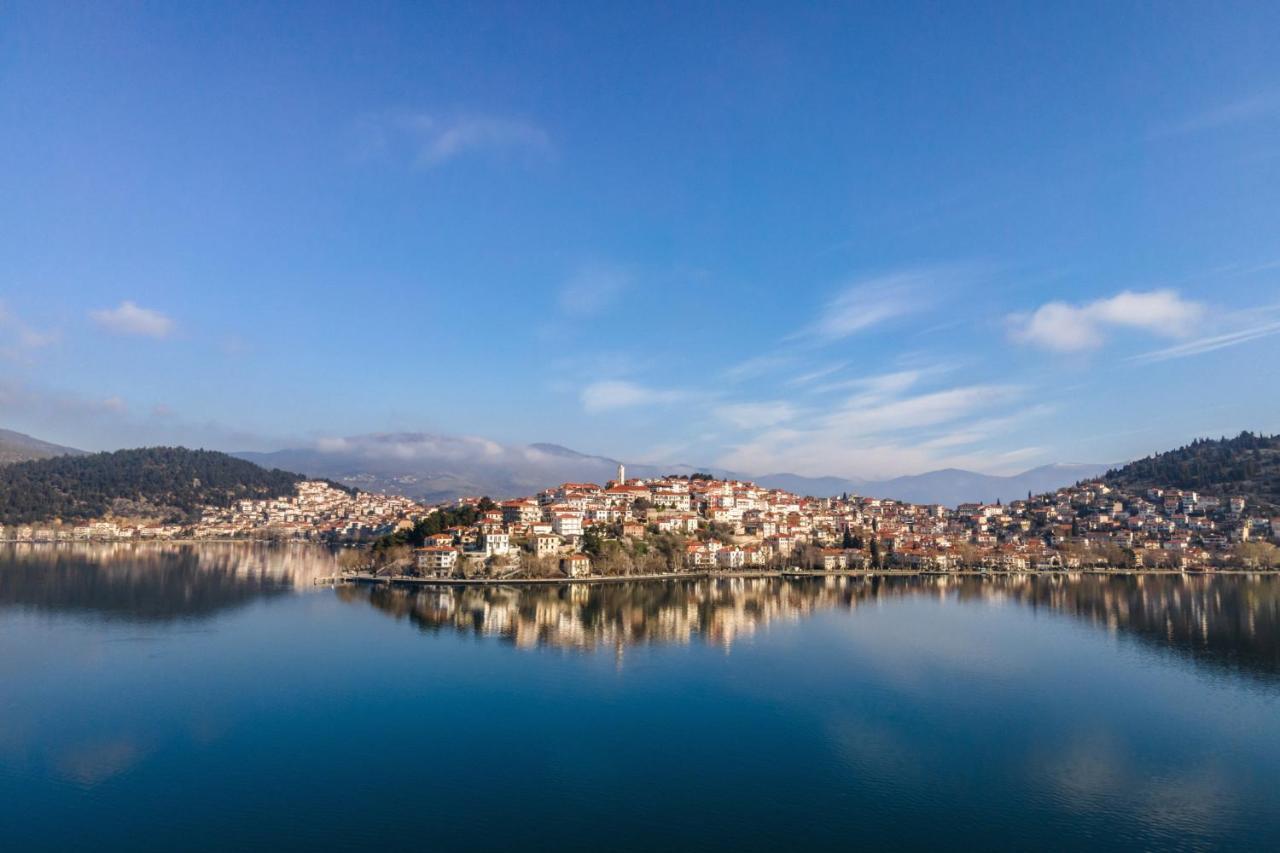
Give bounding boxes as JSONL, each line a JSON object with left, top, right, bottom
{"left": 238, "top": 432, "right": 1105, "bottom": 507}
{"left": 0, "top": 447, "right": 307, "bottom": 525}
{"left": 1104, "top": 432, "right": 1279, "bottom": 513}
{"left": 872, "top": 463, "right": 1113, "bottom": 506}
{"left": 758, "top": 463, "right": 1112, "bottom": 506}
{"left": 236, "top": 433, "right": 732, "bottom": 503}
{"left": 753, "top": 473, "right": 868, "bottom": 497}
{"left": 0, "top": 428, "right": 84, "bottom": 466}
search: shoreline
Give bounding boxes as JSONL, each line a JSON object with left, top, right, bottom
{"left": 1, "top": 541, "right": 1271, "bottom": 579}
{"left": 320, "top": 566, "right": 1277, "bottom": 587}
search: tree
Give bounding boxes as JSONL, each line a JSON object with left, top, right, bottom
{"left": 870, "top": 537, "right": 883, "bottom": 569}
{"left": 337, "top": 548, "right": 368, "bottom": 572}
{"left": 581, "top": 527, "right": 604, "bottom": 557}
{"left": 1236, "top": 541, "right": 1280, "bottom": 569}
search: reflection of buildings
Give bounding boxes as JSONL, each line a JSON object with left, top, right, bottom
{"left": 339, "top": 576, "right": 845, "bottom": 653}
{"left": 343, "top": 575, "right": 1280, "bottom": 680}
{"left": 0, "top": 542, "right": 341, "bottom": 621}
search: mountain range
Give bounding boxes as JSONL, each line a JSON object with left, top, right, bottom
{"left": 0, "top": 425, "right": 1113, "bottom": 507}
{"left": 234, "top": 432, "right": 1111, "bottom": 507}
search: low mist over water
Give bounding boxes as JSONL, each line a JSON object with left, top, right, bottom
{"left": 2, "top": 544, "right": 1278, "bottom": 851}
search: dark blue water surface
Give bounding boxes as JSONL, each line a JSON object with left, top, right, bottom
{"left": 2, "top": 544, "right": 1279, "bottom": 852}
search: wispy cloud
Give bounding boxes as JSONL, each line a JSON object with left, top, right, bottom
{"left": 723, "top": 353, "right": 797, "bottom": 383}
{"left": 557, "top": 264, "right": 630, "bottom": 316}
{"left": 796, "top": 270, "right": 934, "bottom": 343}
{"left": 717, "top": 380, "right": 1040, "bottom": 480}
{"left": 1130, "top": 318, "right": 1280, "bottom": 363}
{"left": 1158, "top": 90, "right": 1280, "bottom": 137}
{"left": 0, "top": 380, "right": 278, "bottom": 452}
{"left": 810, "top": 368, "right": 928, "bottom": 397}
{"left": 1008, "top": 289, "right": 1202, "bottom": 352}
{"left": 785, "top": 361, "right": 847, "bottom": 387}
{"left": 359, "top": 112, "right": 552, "bottom": 169}
{"left": 713, "top": 401, "right": 797, "bottom": 429}
{"left": 90, "top": 301, "right": 174, "bottom": 339}
{"left": 0, "top": 301, "right": 59, "bottom": 361}
{"left": 580, "top": 380, "right": 690, "bottom": 413}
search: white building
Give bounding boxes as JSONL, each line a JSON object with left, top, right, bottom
{"left": 416, "top": 546, "right": 459, "bottom": 577}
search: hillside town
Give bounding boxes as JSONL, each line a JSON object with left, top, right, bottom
{"left": 3, "top": 464, "right": 1277, "bottom": 573}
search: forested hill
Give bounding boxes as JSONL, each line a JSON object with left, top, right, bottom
{"left": 0, "top": 447, "right": 307, "bottom": 525}
{"left": 1103, "top": 432, "right": 1280, "bottom": 512}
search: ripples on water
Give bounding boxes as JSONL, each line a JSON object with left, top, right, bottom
{"left": 2, "top": 543, "right": 1278, "bottom": 851}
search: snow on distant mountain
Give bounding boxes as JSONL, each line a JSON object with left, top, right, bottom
{"left": 236, "top": 432, "right": 1108, "bottom": 507}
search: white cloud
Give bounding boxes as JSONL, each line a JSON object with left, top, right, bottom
{"left": 793, "top": 266, "right": 975, "bottom": 344}
{"left": 557, "top": 264, "right": 630, "bottom": 316}
{"left": 0, "top": 380, "right": 278, "bottom": 452}
{"left": 714, "top": 401, "right": 797, "bottom": 429}
{"left": 785, "top": 362, "right": 848, "bottom": 387}
{"left": 1130, "top": 318, "right": 1280, "bottom": 363}
{"left": 812, "top": 368, "right": 926, "bottom": 397}
{"left": 716, "top": 382, "right": 1041, "bottom": 480}
{"left": 90, "top": 301, "right": 174, "bottom": 338}
{"left": 0, "top": 301, "right": 59, "bottom": 360}
{"left": 361, "top": 113, "right": 552, "bottom": 169}
{"left": 314, "top": 432, "right": 504, "bottom": 461}
{"left": 803, "top": 272, "right": 928, "bottom": 342}
{"left": 1009, "top": 289, "right": 1202, "bottom": 352}
{"left": 723, "top": 354, "right": 797, "bottom": 382}
{"left": 580, "top": 380, "right": 689, "bottom": 413}
{"left": 1158, "top": 90, "right": 1280, "bottom": 137}
{"left": 823, "top": 385, "right": 1021, "bottom": 437}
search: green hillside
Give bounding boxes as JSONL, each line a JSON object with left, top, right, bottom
{"left": 0, "top": 447, "right": 306, "bottom": 525}
{"left": 1103, "top": 432, "right": 1280, "bottom": 513}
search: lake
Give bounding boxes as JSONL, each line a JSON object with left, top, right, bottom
{"left": 2, "top": 543, "right": 1279, "bottom": 851}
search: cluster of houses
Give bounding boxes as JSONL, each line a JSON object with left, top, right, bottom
{"left": 0, "top": 481, "right": 419, "bottom": 544}
{"left": 3, "top": 466, "right": 1276, "bottom": 574}
{"left": 403, "top": 466, "right": 1278, "bottom": 577}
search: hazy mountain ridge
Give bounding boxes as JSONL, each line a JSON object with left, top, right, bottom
{"left": 0, "top": 428, "right": 85, "bottom": 466}
{"left": 235, "top": 432, "right": 1107, "bottom": 507}
{"left": 236, "top": 434, "right": 734, "bottom": 503}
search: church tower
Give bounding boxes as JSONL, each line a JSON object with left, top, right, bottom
{"left": 617, "top": 463, "right": 626, "bottom": 486}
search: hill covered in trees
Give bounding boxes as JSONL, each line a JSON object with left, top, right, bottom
{"left": 1103, "top": 432, "right": 1280, "bottom": 513}
{"left": 0, "top": 447, "right": 308, "bottom": 525}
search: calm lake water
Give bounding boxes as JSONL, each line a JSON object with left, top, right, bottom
{"left": 2, "top": 544, "right": 1279, "bottom": 852}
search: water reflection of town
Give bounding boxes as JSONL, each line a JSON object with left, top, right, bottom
{"left": 0, "top": 542, "right": 340, "bottom": 622}
{"left": 341, "top": 574, "right": 1280, "bottom": 678}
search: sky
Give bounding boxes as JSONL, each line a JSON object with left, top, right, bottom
{"left": 2, "top": 1, "right": 1279, "bottom": 479}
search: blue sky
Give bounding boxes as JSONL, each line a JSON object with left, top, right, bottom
{"left": 2, "top": 1, "right": 1279, "bottom": 478}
